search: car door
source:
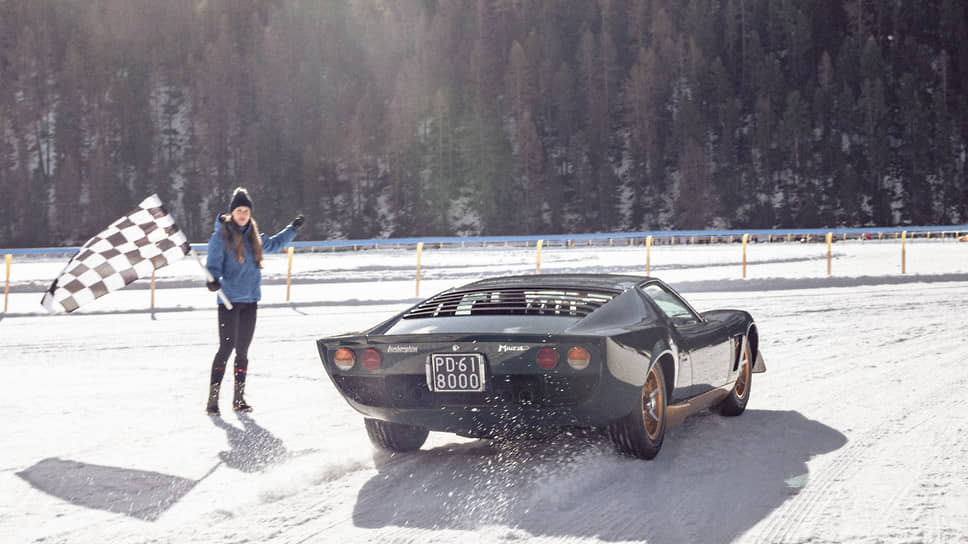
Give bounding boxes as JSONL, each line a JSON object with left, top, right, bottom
{"left": 640, "top": 282, "right": 730, "bottom": 397}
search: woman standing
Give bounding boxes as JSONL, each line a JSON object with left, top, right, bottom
{"left": 205, "top": 187, "right": 304, "bottom": 416}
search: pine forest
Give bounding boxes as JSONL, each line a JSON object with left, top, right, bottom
{"left": 1, "top": 0, "right": 966, "bottom": 247}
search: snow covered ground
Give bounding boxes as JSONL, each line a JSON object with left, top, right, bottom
{"left": 2, "top": 238, "right": 967, "bottom": 543}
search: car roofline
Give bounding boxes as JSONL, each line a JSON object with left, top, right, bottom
{"left": 457, "top": 273, "right": 652, "bottom": 293}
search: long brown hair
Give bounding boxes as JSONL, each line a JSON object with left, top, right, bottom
{"left": 220, "top": 214, "right": 263, "bottom": 268}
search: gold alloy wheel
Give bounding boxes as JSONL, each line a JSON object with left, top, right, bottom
{"left": 641, "top": 366, "right": 664, "bottom": 440}
{"left": 734, "top": 344, "right": 750, "bottom": 398}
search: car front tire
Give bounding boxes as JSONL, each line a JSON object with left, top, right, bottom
{"left": 607, "top": 363, "right": 667, "bottom": 460}
{"left": 718, "top": 337, "right": 752, "bottom": 416}
{"left": 364, "top": 418, "right": 429, "bottom": 452}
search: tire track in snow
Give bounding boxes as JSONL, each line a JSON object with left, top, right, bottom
{"left": 747, "top": 367, "right": 967, "bottom": 543}
{"left": 741, "top": 284, "right": 966, "bottom": 543}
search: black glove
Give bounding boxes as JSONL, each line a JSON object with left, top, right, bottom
{"left": 290, "top": 215, "right": 305, "bottom": 228}
{"left": 206, "top": 280, "right": 221, "bottom": 292}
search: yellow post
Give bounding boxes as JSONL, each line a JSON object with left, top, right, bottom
{"left": 285, "top": 246, "right": 295, "bottom": 301}
{"left": 4, "top": 254, "right": 11, "bottom": 313}
{"left": 646, "top": 235, "right": 654, "bottom": 276}
{"left": 742, "top": 233, "right": 749, "bottom": 278}
{"left": 710, "top": 235, "right": 715, "bottom": 244}
{"left": 787, "top": 233, "right": 792, "bottom": 242}
{"left": 536, "top": 240, "right": 544, "bottom": 274}
{"left": 901, "top": 231, "right": 907, "bottom": 274}
{"left": 150, "top": 269, "right": 156, "bottom": 309}
{"left": 826, "top": 232, "right": 833, "bottom": 276}
{"left": 415, "top": 242, "right": 424, "bottom": 296}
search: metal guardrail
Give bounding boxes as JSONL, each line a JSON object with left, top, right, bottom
{"left": 3, "top": 225, "right": 968, "bottom": 256}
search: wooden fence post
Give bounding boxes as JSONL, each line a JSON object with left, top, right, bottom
{"left": 285, "top": 246, "right": 295, "bottom": 301}
{"left": 742, "top": 233, "right": 749, "bottom": 278}
{"left": 416, "top": 242, "right": 424, "bottom": 296}
{"left": 826, "top": 232, "right": 833, "bottom": 276}
{"left": 901, "top": 231, "right": 907, "bottom": 274}
{"left": 646, "top": 235, "right": 654, "bottom": 276}
{"left": 3, "top": 254, "right": 11, "bottom": 313}
{"left": 536, "top": 240, "right": 544, "bottom": 274}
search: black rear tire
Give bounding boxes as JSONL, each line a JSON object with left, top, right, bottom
{"left": 364, "top": 418, "right": 429, "bottom": 452}
{"left": 607, "top": 363, "right": 667, "bottom": 460}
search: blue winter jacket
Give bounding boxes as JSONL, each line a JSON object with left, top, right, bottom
{"left": 205, "top": 216, "right": 299, "bottom": 304}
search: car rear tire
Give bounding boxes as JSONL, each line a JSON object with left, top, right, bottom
{"left": 364, "top": 418, "right": 429, "bottom": 452}
{"left": 607, "top": 363, "right": 667, "bottom": 460}
{"left": 718, "top": 337, "right": 752, "bottom": 416}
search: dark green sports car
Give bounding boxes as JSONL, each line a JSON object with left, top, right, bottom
{"left": 316, "top": 274, "right": 765, "bottom": 460}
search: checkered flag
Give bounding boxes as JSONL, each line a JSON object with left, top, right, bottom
{"left": 41, "top": 194, "right": 191, "bottom": 313}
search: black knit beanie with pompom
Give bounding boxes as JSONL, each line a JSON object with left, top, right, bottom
{"left": 229, "top": 187, "right": 253, "bottom": 211}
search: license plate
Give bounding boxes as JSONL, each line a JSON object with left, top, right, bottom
{"left": 428, "top": 353, "right": 486, "bottom": 392}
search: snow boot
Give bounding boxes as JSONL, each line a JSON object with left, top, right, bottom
{"left": 232, "top": 381, "right": 253, "bottom": 412}
{"left": 206, "top": 383, "right": 221, "bottom": 416}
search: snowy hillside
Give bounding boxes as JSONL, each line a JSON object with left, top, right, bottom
{"left": 2, "top": 240, "right": 967, "bottom": 543}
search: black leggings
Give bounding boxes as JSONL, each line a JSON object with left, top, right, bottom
{"left": 210, "top": 302, "right": 257, "bottom": 386}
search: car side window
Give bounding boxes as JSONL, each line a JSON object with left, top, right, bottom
{"left": 641, "top": 284, "right": 701, "bottom": 325}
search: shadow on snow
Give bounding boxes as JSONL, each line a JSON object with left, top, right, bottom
{"left": 15, "top": 413, "right": 308, "bottom": 521}
{"left": 351, "top": 409, "right": 846, "bottom": 543}
{"left": 15, "top": 458, "right": 214, "bottom": 522}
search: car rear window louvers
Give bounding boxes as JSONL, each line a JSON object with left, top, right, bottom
{"left": 402, "top": 287, "right": 618, "bottom": 319}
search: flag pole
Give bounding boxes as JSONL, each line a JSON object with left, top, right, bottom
{"left": 191, "top": 250, "right": 233, "bottom": 310}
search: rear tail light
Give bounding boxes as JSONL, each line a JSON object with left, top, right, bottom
{"left": 333, "top": 348, "right": 356, "bottom": 370}
{"left": 361, "top": 348, "right": 382, "bottom": 370}
{"left": 567, "top": 347, "right": 591, "bottom": 370}
{"left": 536, "top": 347, "right": 559, "bottom": 370}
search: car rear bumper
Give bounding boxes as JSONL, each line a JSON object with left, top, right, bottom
{"left": 330, "top": 372, "right": 639, "bottom": 435}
